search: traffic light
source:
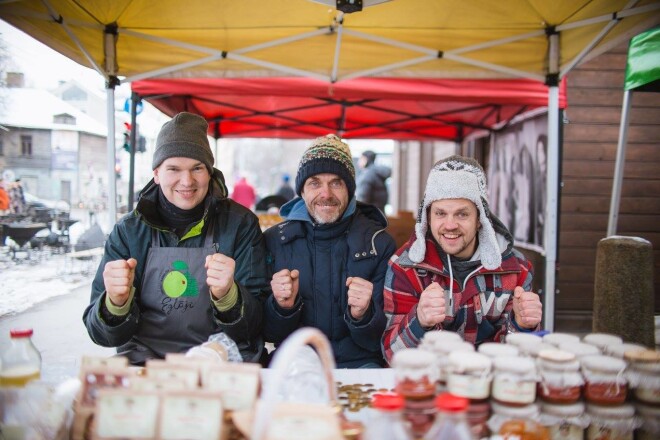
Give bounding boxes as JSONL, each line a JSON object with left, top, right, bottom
{"left": 122, "top": 122, "right": 132, "bottom": 152}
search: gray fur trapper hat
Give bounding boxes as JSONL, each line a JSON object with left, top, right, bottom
{"left": 152, "top": 112, "right": 214, "bottom": 172}
{"left": 408, "top": 155, "right": 501, "bottom": 269}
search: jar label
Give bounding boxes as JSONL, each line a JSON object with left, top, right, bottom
{"left": 587, "top": 424, "right": 633, "bottom": 440}
{"left": 492, "top": 378, "right": 536, "bottom": 404}
{"left": 447, "top": 373, "right": 490, "bottom": 399}
{"left": 549, "top": 423, "right": 583, "bottom": 440}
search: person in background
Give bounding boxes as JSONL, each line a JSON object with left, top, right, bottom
{"left": 275, "top": 173, "right": 295, "bottom": 202}
{"left": 382, "top": 155, "right": 542, "bottom": 364}
{"left": 9, "top": 179, "right": 26, "bottom": 215}
{"left": 231, "top": 176, "right": 257, "bottom": 210}
{"left": 263, "top": 134, "right": 397, "bottom": 368}
{"left": 83, "top": 112, "right": 269, "bottom": 365}
{"left": 0, "top": 178, "right": 10, "bottom": 214}
{"left": 355, "top": 150, "right": 391, "bottom": 213}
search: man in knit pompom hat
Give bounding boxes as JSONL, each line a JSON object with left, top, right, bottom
{"left": 84, "top": 112, "right": 269, "bottom": 365}
{"left": 263, "top": 134, "right": 396, "bottom": 367}
{"left": 381, "top": 155, "right": 543, "bottom": 364}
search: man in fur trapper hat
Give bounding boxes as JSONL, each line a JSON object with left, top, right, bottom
{"left": 382, "top": 155, "right": 542, "bottom": 364}
{"left": 263, "top": 134, "right": 396, "bottom": 368}
{"left": 84, "top": 112, "right": 269, "bottom": 365}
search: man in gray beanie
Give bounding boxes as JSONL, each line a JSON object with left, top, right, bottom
{"left": 381, "top": 155, "right": 542, "bottom": 364}
{"left": 263, "top": 134, "right": 396, "bottom": 367}
{"left": 84, "top": 112, "right": 269, "bottom": 365}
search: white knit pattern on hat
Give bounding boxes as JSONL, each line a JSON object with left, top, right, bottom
{"left": 408, "top": 156, "right": 501, "bottom": 270}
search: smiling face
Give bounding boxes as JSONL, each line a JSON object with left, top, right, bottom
{"left": 153, "top": 157, "right": 211, "bottom": 210}
{"left": 428, "top": 198, "right": 481, "bottom": 259}
{"left": 301, "top": 173, "right": 349, "bottom": 224}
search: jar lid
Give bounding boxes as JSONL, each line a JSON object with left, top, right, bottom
{"left": 517, "top": 341, "right": 556, "bottom": 357}
{"left": 435, "top": 392, "right": 468, "bottom": 412}
{"left": 431, "top": 340, "right": 475, "bottom": 355}
{"left": 491, "top": 401, "right": 539, "bottom": 418}
{"left": 580, "top": 354, "right": 626, "bottom": 372}
{"left": 543, "top": 332, "right": 581, "bottom": 346}
{"left": 505, "top": 333, "right": 542, "bottom": 347}
{"left": 558, "top": 341, "right": 601, "bottom": 358}
{"left": 624, "top": 349, "right": 660, "bottom": 364}
{"left": 586, "top": 403, "right": 635, "bottom": 418}
{"left": 541, "top": 401, "right": 585, "bottom": 417}
{"left": 582, "top": 333, "right": 623, "bottom": 349}
{"left": 392, "top": 348, "right": 436, "bottom": 368}
{"left": 448, "top": 351, "right": 492, "bottom": 372}
{"left": 371, "top": 392, "right": 405, "bottom": 410}
{"left": 605, "top": 343, "right": 647, "bottom": 359}
{"left": 478, "top": 342, "right": 520, "bottom": 358}
{"left": 537, "top": 349, "right": 576, "bottom": 363}
{"left": 423, "top": 330, "right": 463, "bottom": 346}
{"left": 493, "top": 356, "right": 536, "bottom": 374}
{"left": 9, "top": 328, "right": 33, "bottom": 338}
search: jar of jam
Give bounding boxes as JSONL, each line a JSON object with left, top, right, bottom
{"left": 446, "top": 351, "right": 492, "bottom": 400}
{"left": 624, "top": 349, "right": 660, "bottom": 405}
{"left": 635, "top": 402, "right": 660, "bottom": 440}
{"left": 517, "top": 341, "right": 556, "bottom": 359}
{"left": 478, "top": 342, "right": 520, "bottom": 359}
{"left": 487, "top": 401, "right": 541, "bottom": 436}
{"left": 421, "top": 330, "right": 463, "bottom": 348}
{"left": 586, "top": 403, "right": 640, "bottom": 440}
{"left": 537, "top": 349, "right": 584, "bottom": 404}
{"left": 542, "top": 332, "right": 581, "bottom": 347}
{"left": 421, "top": 340, "right": 474, "bottom": 392}
{"left": 582, "top": 333, "right": 623, "bottom": 352}
{"left": 539, "top": 401, "right": 588, "bottom": 440}
{"left": 392, "top": 348, "right": 438, "bottom": 400}
{"left": 604, "top": 342, "right": 647, "bottom": 359}
{"left": 505, "top": 332, "right": 543, "bottom": 348}
{"left": 558, "top": 341, "right": 601, "bottom": 360}
{"left": 580, "top": 354, "right": 628, "bottom": 405}
{"left": 491, "top": 356, "right": 538, "bottom": 406}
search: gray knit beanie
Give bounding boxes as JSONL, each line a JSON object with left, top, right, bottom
{"left": 152, "top": 112, "right": 214, "bottom": 171}
{"left": 295, "top": 134, "right": 356, "bottom": 200}
{"left": 408, "top": 155, "right": 501, "bottom": 269}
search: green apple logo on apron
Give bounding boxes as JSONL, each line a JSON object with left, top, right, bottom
{"left": 162, "top": 260, "right": 199, "bottom": 298}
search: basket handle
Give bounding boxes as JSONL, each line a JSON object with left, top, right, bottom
{"left": 251, "top": 327, "right": 337, "bottom": 440}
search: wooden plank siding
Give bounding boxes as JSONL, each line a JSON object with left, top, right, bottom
{"left": 556, "top": 39, "right": 660, "bottom": 332}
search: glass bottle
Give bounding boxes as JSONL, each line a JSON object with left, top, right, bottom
{"left": 363, "top": 392, "right": 413, "bottom": 440}
{"left": 423, "top": 392, "right": 474, "bottom": 440}
{"left": 0, "top": 328, "right": 41, "bottom": 387}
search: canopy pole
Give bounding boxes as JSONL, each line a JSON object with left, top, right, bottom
{"left": 127, "top": 92, "right": 139, "bottom": 212}
{"left": 104, "top": 25, "right": 118, "bottom": 229}
{"left": 607, "top": 90, "right": 633, "bottom": 236}
{"left": 543, "top": 31, "right": 560, "bottom": 332}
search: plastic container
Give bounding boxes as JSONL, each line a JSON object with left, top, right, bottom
{"left": 477, "top": 342, "right": 520, "bottom": 359}
{"left": 363, "top": 393, "right": 413, "bottom": 440}
{"left": 539, "top": 401, "right": 588, "bottom": 440}
{"left": 624, "top": 349, "right": 660, "bottom": 405}
{"left": 491, "top": 356, "right": 538, "bottom": 405}
{"left": 0, "top": 329, "right": 41, "bottom": 387}
{"left": 536, "top": 349, "right": 583, "bottom": 404}
{"left": 558, "top": 341, "right": 601, "bottom": 359}
{"left": 635, "top": 402, "right": 660, "bottom": 440}
{"left": 446, "top": 351, "right": 492, "bottom": 400}
{"left": 423, "top": 393, "right": 473, "bottom": 440}
{"left": 604, "top": 342, "right": 647, "bottom": 359}
{"left": 542, "top": 332, "right": 581, "bottom": 347}
{"left": 585, "top": 403, "right": 640, "bottom": 440}
{"left": 487, "top": 401, "right": 540, "bottom": 436}
{"left": 580, "top": 355, "right": 628, "bottom": 405}
{"left": 465, "top": 400, "right": 490, "bottom": 440}
{"left": 582, "top": 333, "right": 623, "bottom": 352}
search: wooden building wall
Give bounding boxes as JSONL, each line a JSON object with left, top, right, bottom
{"left": 556, "top": 40, "right": 660, "bottom": 332}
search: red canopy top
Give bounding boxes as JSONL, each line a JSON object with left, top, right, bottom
{"left": 131, "top": 77, "right": 567, "bottom": 140}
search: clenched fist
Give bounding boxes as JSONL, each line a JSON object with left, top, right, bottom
{"left": 103, "top": 258, "right": 137, "bottom": 307}
{"left": 346, "top": 277, "right": 373, "bottom": 320}
{"left": 417, "top": 282, "right": 447, "bottom": 328}
{"left": 205, "top": 253, "right": 235, "bottom": 299}
{"left": 512, "top": 286, "right": 542, "bottom": 329}
{"left": 270, "top": 269, "right": 300, "bottom": 309}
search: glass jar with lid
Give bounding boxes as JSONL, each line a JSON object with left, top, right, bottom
{"left": 604, "top": 342, "right": 647, "bottom": 359}
{"left": 537, "top": 349, "right": 584, "bottom": 404}
{"left": 505, "top": 332, "right": 543, "bottom": 348}
{"left": 446, "top": 351, "right": 492, "bottom": 400}
{"left": 420, "top": 340, "right": 474, "bottom": 392}
{"left": 582, "top": 333, "right": 623, "bottom": 352}
{"left": 539, "top": 401, "right": 589, "bottom": 440}
{"left": 580, "top": 355, "right": 628, "bottom": 405}
{"left": 392, "top": 348, "right": 438, "bottom": 400}
{"left": 542, "top": 332, "right": 581, "bottom": 347}
{"left": 491, "top": 356, "right": 538, "bottom": 406}
{"left": 420, "top": 330, "right": 463, "bottom": 349}
{"left": 586, "top": 403, "right": 640, "bottom": 440}
{"left": 0, "top": 328, "right": 41, "bottom": 387}
{"left": 635, "top": 402, "right": 660, "bottom": 440}
{"left": 518, "top": 341, "right": 557, "bottom": 359}
{"left": 624, "top": 349, "right": 660, "bottom": 405}
{"left": 558, "top": 341, "right": 601, "bottom": 360}
{"left": 487, "top": 401, "right": 541, "bottom": 436}
{"left": 478, "top": 342, "right": 520, "bottom": 359}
